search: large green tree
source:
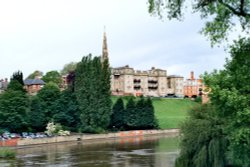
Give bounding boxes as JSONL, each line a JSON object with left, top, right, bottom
{"left": 110, "top": 98, "right": 126, "bottom": 130}
{"left": 42, "top": 71, "right": 63, "bottom": 87}
{"left": 75, "top": 55, "right": 112, "bottom": 133}
{"left": 50, "top": 90, "right": 80, "bottom": 132}
{"left": 10, "top": 71, "right": 24, "bottom": 86}
{"left": 124, "top": 97, "right": 137, "bottom": 129}
{"left": 204, "top": 38, "right": 250, "bottom": 166}
{"left": 27, "top": 96, "right": 46, "bottom": 132}
{"left": 0, "top": 89, "right": 29, "bottom": 132}
{"left": 175, "top": 105, "right": 227, "bottom": 167}
{"left": 148, "top": 0, "right": 250, "bottom": 45}
{"left": 37, "top": 82, "right": 61, "bottom": 122}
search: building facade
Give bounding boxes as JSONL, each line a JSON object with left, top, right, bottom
{"left": 183, "top": 71, "right": 203, "bottom": 98}
{"left": 111, "top": 66, "right": 184, "bottom": 97}
{"left": 24, "top": 78, "right": 45, "bottom": 95}
{"left": 0, "top": 78, "right": 8, "bottom": 94}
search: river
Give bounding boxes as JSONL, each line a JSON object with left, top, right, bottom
{"left": 0, "top": 135, "right": 179, "bottom": 167}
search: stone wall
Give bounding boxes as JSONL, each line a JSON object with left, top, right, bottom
{"left": 16, "top": 129, "right": 179, "bottom": 147}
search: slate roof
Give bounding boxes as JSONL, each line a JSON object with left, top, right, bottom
{"left": 24, "top": 79, "right": 45, "bottom": 86}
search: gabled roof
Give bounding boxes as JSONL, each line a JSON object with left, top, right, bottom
{"left": 24, "top": 79, "right": 45, "bottom": 86}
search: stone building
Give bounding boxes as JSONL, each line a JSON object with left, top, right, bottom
{"left": 111, "top": 66, "right": 184, "bottom": 97}
{"left": 100, "top": 31, "right": 184, "bottom": 97}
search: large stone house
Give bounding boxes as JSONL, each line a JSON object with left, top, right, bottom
{"left": 100, "top": 31, "right": 184, "bottom": 97}
{"left": 111, "top": 66, "right": 184, "bottom": 97}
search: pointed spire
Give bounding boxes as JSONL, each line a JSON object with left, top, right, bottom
{"left": 102, "top": 27, "right": 109, "bottom": 61}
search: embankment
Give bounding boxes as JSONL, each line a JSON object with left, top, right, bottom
{"left": 0, "top": 129, "right": 179, "bottom": 147}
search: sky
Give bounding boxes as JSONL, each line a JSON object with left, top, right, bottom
{"left": 0, "top": 0, "right": 231, "bottom": 79}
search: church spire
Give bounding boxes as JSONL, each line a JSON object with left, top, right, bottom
{"left": 102, "top": 27, "right": 109, "bottom": 61}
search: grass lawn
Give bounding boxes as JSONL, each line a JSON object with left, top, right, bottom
{"left": 111, "top": 96, "right": 199, "bottom": 129}
{"left": 152, "top": 98, "right": 199, "bottom": 129}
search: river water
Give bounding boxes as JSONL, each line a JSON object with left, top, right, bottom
{"left": 0, "top": 135, "right": 179, "bottom": 167}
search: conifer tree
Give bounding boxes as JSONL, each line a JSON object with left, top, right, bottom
{"left": 125, "top": 97, "right": 137, "bottom": 130}
{"left": 144, "top": 97, "right": 159, "bottom": 129}
{"left": 75, "top": 54, "right": 112, "bottom": 133}
{"left": 110, "top": 98, "right": 125, "bottom": 130}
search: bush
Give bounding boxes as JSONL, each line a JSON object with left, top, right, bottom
{"left": 0, "top": 148, "right": 16, "bottom": 158}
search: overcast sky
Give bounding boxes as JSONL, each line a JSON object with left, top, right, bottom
{"left": 0, "top": 0, "right": 231, "bottom": 79}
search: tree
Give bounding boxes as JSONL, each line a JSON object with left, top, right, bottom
{"left": 0, "top": 90, "right": 29, "bottom": 132}
{"left": 50, "top": 90, "right": 80, "bottom": 132}
{"left": 148, "top": 0, "right": 250, "bottom": 45}
{"left": 10, "top": 71, "right": 24, "bottom": 86}
{"left": 124, "top": 97, "right": 137, "bottom": 130}
{"left": 27, "top": 96, "right": 46, "bottom": 132}
{"left": 204, "top": 37, "right": 250, "bottom": 166}
{"left": 7, "top": 80, "right": 25, "bottom": 92}
{"left": 75, "top": 55, "right": 112, "bottom": 133}
{"left": 37, "top": 82, "right": 61, "bottom": 122}
{"left": 110, "top": 98, "right": 126, "bottom": 130}
{"left": 42, "top": 71, "right": 63, "bottom": 87}
{"left": 143, "top": 98, "right": 159, "bottom": 129}
{"left": 175, "top": 105, "right": 227, "bottom": 167}
{"left": 26, "top": 70, "right": 43, "bottom": 79}
{"left": 60, "top": 62, "right": 77, "bottom": 75}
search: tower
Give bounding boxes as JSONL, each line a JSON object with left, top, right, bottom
{"left": 102, "top": 28, "right": 109, "bottom": 61}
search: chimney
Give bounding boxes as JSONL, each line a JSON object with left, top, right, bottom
{"left": 190, "top": 71, "right": 194, "bottom": 80}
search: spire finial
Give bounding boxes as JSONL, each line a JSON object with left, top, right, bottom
{"left": 102, "top": 27, "right": 108, "bottom": 61}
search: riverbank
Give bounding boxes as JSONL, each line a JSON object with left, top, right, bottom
{"left": 0, "top": 129, "right": 179, "bottom": 148}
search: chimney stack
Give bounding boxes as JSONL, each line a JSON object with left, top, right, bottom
{"left": 190, "top": 71, "right": 194, "bottom": 80}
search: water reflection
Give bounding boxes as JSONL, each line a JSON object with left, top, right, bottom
{"left": 0, "top": 135, "right": 179, "bottom": 167}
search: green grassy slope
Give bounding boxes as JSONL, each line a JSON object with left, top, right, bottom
{"left": 152, "top": 98, "right": 199, "bottom": 129}
{"left": 111, "top": 96, "right": 199, "bottom": 129}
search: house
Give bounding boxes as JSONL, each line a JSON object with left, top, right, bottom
{"left": 24, "top": 78, "right": 45, "bottom": 95}
{"left": 0, "top": 78, "right": 8, "bottom": 94}
{"left": 183, "top": 71, "right": 204, "bottom": 98}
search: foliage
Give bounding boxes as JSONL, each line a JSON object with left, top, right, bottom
{"left": 0, "top": 90, "right": 29, "bottom": 132}
{"left": 10, "top": 71, "right": 24, "bottom": 86}
{"left": 37, "top": 82, "right": 61, "bottom": 122}
{"left": 204, "top": 37, "right": 250, "bottom": 166}
{"left": 50, "top": 90, "right": 80, "bottom": 132}
{"left": 109, "top": 98, "right": 126, "bottom": 130}
{"left": 194, "top": 96, "right": 202, "bottom": 103}
{"left": 122, "top": 97, "right": 158, "bottom": 130}
{"left": 45, "top": 122, "right": 66, "bottom": 136}
{"left": 7, "top": 80, "right": 25, "bottom": 92}
{"left": 66, "top": 71, "right": 76, "bottom": 92}
{"left": 175, "top": 105, "right": 227, "bottom": 167}
{"left": 27, "top": 96, "right": 47, "bottom": 132}
{"left": 124, "top": 97, "right": 137, "bottom": 129}
{"left": 26, "top": 70, "right": 43, "bottom": 79}
{"left": 148, "top": 0, "right": 250, "bottom": 45}
{"left": 42, "top": 71, "right": 63, "bottom": 87}
{"left": 75, "top": 55, "right": 112, "bottom": 133}
{"left": 60, "top": 62, "right": 77, "bottom": 75}
{"left": 0, "top": 148, "right": 16, "bottom": 158}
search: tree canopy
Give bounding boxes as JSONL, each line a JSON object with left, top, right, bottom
{"left": 148, "top": 0, "right": 250, "bottom": 45}
{"left": 60, "top": 62, "right": 77, "bottom": 75}
{"left": 42, "top": 71, "right": 63, "bottom": 87}
{"left": 26, "top": 70, "right": 43, "bottom": 79}
{"left": 75, "top": 55, "right": 112, "bottom": 133}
